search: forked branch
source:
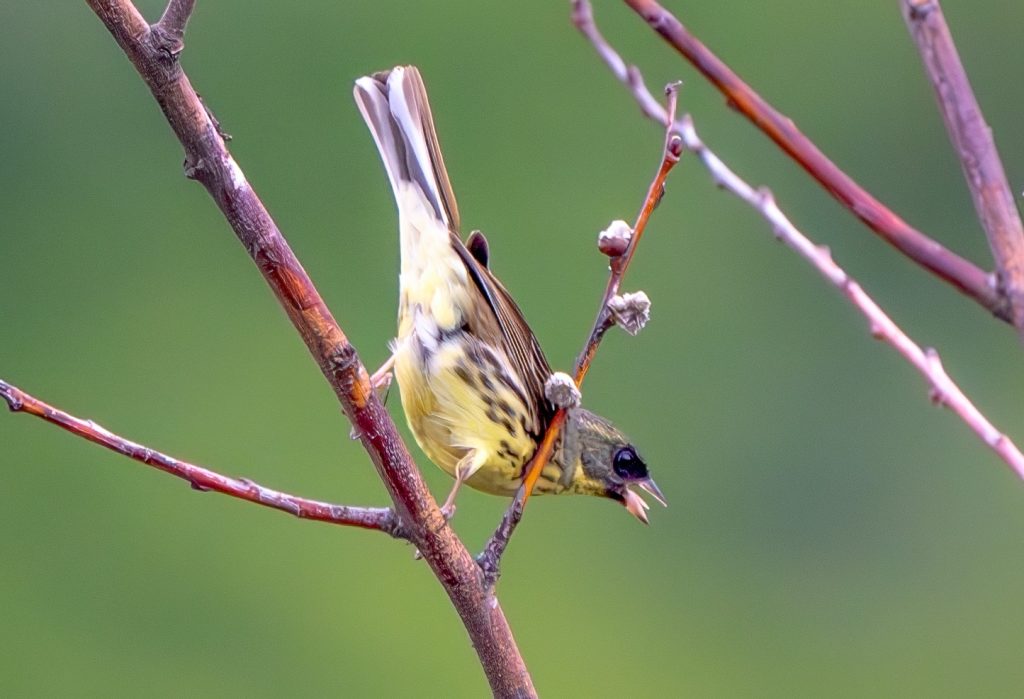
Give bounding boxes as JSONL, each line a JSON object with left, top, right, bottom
{"left": 620, "top": 0, "right": 1010, "bottom": 323}
{"left": 153, "top": 0, "right": 195, "bottom": 55}
{"left": 901, "top": 0, "right": 1024, "bottom": 329}
{"left": 577, "top": 0, "right": 1024, "bottom": 481}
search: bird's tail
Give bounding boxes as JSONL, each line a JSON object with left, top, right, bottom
{"left": 353, "top": 66, "right": 461, "bottom": 236}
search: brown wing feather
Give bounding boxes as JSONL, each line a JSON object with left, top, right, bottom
{"left": 450, "top": 233, "right": 555, "bottom": 436}
{"left": 400, "top": 69, "right": 553, "bottom": 434}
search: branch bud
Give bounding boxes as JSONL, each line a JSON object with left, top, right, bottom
{"left": 598, "top": 220, "right": 633, "bottom": 257}
{"left": 544, "top": 372, "right": 581, "bottom": 409}
{"left": 609, "top": 291, "right": 651, "bottom": 336}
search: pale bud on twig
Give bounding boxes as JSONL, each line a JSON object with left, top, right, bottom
{"left": 608, "top": 291, "right": 651, "bottom": 336}
{"left": 544, "top": 372, "right": 581, "bottom": 408}
{"left": 598, "top": 219, "right": 633, "bottom": 257}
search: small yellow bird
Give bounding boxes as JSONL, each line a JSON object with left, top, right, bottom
{"left": 354, "top": 66, "right": 664, "bottom": 522}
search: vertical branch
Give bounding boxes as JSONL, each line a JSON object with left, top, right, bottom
{"left": 901, "top": 0, "right": 1024, "bottom": 329}
{"left": 83, "top": 1, "right": 534, "bottom": 695}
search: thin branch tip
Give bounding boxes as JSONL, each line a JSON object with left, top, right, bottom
{"left": 1, "top": 380, "right": 21, "bottom": 411}
{"left": 1, "top": 379, "right": 402, "bottom": 532}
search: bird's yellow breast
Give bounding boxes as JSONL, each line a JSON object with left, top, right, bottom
{"left": 394, "top": 327, "right": 548, "bottom": 495}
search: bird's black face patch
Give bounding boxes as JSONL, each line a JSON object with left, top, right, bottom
{"left": 612, "top": 445, "right": 648, "bottom": 481}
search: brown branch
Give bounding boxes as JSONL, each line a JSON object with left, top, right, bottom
{"left": 901, "top": 0, "right": 1024, "bottom": 329}
{"left": 0, "top": 379, "right": 404, "bottom": 533}
{"left": 153, "top": 0, "right": 195, "bottom": 56}
{"left": 81, "top": 1, "right": 535, "bottom": 696}
{"left": 478, "top": 86, "right": 682, "bottom": 585}
{"left": 577, "top": 0, "right": 1024, "bottom": 483}
{"left": 621, "top": 0, "right": 1010, "bottom": 323}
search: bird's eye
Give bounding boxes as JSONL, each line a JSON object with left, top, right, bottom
{"left": 612, "top": 446, "right": 647, "bottom": 480}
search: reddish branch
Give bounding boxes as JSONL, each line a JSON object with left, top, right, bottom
{"left": 621, "top": 0, "right": 1010, "bottom": 323}
{"left": 82, "top": 1, "right": 534, "bottom": 696}
{"left": 478, "top": 88, "right": 682, "bottom": 584}
{"left": 0, "top": 380, "right": 403, "bottom": 532}
{"left": 901, "top": 0, "right": 1024, "bottom": 329}
{"left": 530, "top": 97, "right": 680, "bottom": 497}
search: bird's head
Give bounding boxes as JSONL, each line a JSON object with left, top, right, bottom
{"left": 559, "top": 408, "right": 666, "bottom": 523}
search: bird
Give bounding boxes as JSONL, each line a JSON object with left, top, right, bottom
{"left": 353, "top": 65, "right": 665, "bottom": 522}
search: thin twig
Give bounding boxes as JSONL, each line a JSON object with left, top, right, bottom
{"left": 619, "top": 0, "right": 1010, "bottom": 323}
{"left": 1, "top": 379, "right": 404, "bottom": 534}
{"left": 478, "top": 84, "right": 683, "bottom": 586}
{"left": 901, "top": 0, "right": 1024, "bottom": 329}
{"left": 81, "top": 2, "right": 534, "bottom": 696}
{"left": 678, "top": 117, "right": 1024, "bottom": 480}
{"left": 577, "top": 0, "right": 1024, "bottom": 481}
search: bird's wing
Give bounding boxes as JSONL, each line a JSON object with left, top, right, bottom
{"left": 450, "top": 234, "right": 555, "bottom": 437}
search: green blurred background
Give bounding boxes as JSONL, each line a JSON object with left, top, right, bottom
{"left": 3, "top": 1, "right": 1024, "bottom": 695}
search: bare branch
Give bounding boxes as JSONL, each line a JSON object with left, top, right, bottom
{"left": 617, "top": 0, "right": 1009, "bottom": 323}
{"left": 577, "top": 2, "right": 1024, "bottom": 481}
{"left": 154, "top": 0, "right": 196, "bottom": 56}
{"left": 1, "top": 379, "right": 404, "bottom": 534}
{"left": 478, "top": 83, "right": 681, "bottom": 584}
{"left": 677, "top": 117, "right": 1024, "bottom": 480}
{"left": 82, "top": 2, "right": 534, "bottom": 695}
{"left": 901, "top": 0, "right": 1024, "bottom": 329}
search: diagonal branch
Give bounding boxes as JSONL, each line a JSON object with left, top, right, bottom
{"left": 677, "top": 119, "right": 1024, "bottom": 480}
{"left": 577, "top": 0, "right": 1024, "bottom": 482}
{"left": 1, "top": 379, "right": 404, "bottom": 534}
{"left": 901, "top": 0, "right": 1024, "bottom": 329}
{"left": 82, "top": 2, "right": 534, "bottom": 696}
{"left": 620, "top": 0, "right": 1010, "bottom": 323}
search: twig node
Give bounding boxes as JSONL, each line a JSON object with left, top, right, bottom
{"left": 544, "top": 372, "right": 581, "bottom": 409}
{"left": 609, "top": 291, "right": 651, "bottom": 336}
{"left": 598, "top": 219, "right": 633, "bottom": 257}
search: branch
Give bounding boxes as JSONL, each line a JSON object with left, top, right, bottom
{"left": 619, "top": 0, "right": 1010, "bottom": 323}
{"left": 477, "top": 83, "right": 682, "bottom": 585}
{"left": 576, "top": 0, "right": 1024, "bottom": 481}
{"left": 82, "top": 2, "right": 534, "bottom": 695}
{"left": 678, "top": 120, "right": 1024, "bottom": 480}
{"left": 901, "top": 0, "right": 1024, "bottom": 329}
{"left": 1, "top": 379, "right": 403, "bottom": 534}
{"left": 153, "top": 0, "right": 195, "bottom": 56}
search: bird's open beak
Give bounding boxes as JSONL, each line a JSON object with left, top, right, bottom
{"left": 622, "top": 477, "right": 667, "bottom": 524}
{"left": 638, "top": 478, "right": 667, "bottom": 507}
